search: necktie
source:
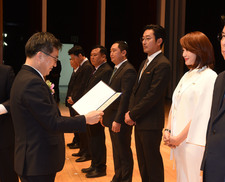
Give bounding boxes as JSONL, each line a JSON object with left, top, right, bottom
{"left": 139, "top": 59, "right": 148, "bottom": 80}
{"left": 109, "top": 67, "right": 117, "bottom": 84}
{"left": 93, "top": 68, "right": 96, "bottom": 75}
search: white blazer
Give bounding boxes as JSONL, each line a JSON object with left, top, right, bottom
{"left": 170, "top": 67, "right": 217, "bottom": 146}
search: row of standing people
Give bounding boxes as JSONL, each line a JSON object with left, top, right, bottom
{"left": 66, "top": 19, "right": 225, "bottom": 182}
{"left": 1, "top": 17, "right": 225, "bottom": 182}
{"left": 64, "top": 24, "right": 171, "bottom": 182}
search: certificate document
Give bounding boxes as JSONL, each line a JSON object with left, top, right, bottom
{"left": 72, "top": 81, "right": 121, "bottom": 115}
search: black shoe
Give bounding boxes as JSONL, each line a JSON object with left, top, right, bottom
{"left": 75, "top": 155, "right": 91, "bottom": 162}
{"left": 67, "top": 142, "right": 75, "bottom": 147}
{"left": 81, "top": 166, "right": 95, "bottom": 173}
{"left": 69, "top": 143, "right": 79, "bottom": 149}
{"left": 72, "top": 152, "right": 83, "bottom": 157}
{"left": 86, "top": 169, "right": 106, "bottom": 178}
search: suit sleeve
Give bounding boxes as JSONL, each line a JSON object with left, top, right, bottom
{"left": 71, "top": 64, "right": 94, "bottom": 102}
{"left": 23, "top": 79, "right": 86, "bottom": 133}
{"left": 115, "top": 68, "right": 137, "bottom": 124}
{"left": 129, "top": 62, "right": 171, "bottom": 121}
{"left": 2, "top": 66, "right": 15, "bottom": 112}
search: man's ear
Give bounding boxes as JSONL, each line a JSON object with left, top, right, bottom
{"left": 121, "top": 50, "right": 127, "bottom": 57}
{"left": 78, "top": 53, "right": 83, "bottom": 59}
{"left": 36, "top": 51, "right": 43, "bottom": 63}
{"left": 157, "top": 38, "right": 163, "bottom": 46}
{"left": 102, "top": 54, "right": 106, "bottom": 59}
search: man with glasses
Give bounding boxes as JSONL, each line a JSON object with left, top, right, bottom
{"left": 10, "top": 32, "right": 103, "bottom": 182}
{"left": 125, "top": 24, "right": 171, "bottom": 182}
{"left": 201, "top": 15, "right": 225, "bottom": 182}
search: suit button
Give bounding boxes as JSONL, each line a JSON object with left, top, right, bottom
{"left": 213, "top": 130, "right": 216, "bottom": 134}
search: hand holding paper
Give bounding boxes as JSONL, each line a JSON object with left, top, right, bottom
{"left": 85, "top": 110, "right": 104, "bottom": 125}
{"left": 72, "top": 81, "right": 121, "bottom": 115}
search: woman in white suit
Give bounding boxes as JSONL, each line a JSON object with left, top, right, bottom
{"left": 163, "top": 31, "right": 217, "bottom": 182}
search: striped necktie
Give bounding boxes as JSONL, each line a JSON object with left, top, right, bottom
{"left": 139, "top": 59, "right": 148, "bottom": 81}
{"left": 109, "top": 67, "right": 117, "bottom": 84}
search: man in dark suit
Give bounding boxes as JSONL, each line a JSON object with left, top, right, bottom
{"left": 67, "top": 45, "right": 94, "bottom": 162}
{"left": 125, "top": 24, "right": 171, "bottom": 182}
{"left": 81, "top": 45, "right": 112, "bottom": 178}
{"left": 0, "top": 64, "right": 18, "bottom": 182}
{"left": 65, "top": 52, "right": 80, "bottom": 150}
{"left": 103, "top": 41, "right": 137, "bottom": 182}
{"left": 46, "top": 60, "right": 62, "bottom": 104}
{"left": 201, "top": 15, "right": 225, "bottom": 182}
{"left": 10, "top": 32, "right": 103, "bottom": 182}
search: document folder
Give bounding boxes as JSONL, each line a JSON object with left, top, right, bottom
{"left": 72, "top": 81, "right": 121, "bottom": 115}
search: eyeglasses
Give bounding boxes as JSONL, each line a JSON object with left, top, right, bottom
{"left": 140, "top": 37, "right": 152, "bottom": 42}
{"left": 40, "top": 50, "right": 59, "bottom": 62}
{"left": 217, "top": 33, "right": 225, "bottom": 41}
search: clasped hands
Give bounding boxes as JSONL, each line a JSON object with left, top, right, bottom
{"left": 163, "top": 131, "right": 181, "bottom": 148}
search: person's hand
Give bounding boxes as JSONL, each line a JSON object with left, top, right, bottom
{"left": 112, "top": 121, "right": 121, "bottom": 133}
{"left": 169, "top": 135, "right": 182, "bottom": 147}
{"left": 67, "top": 96, "right": 74, "bottom": 105}
{"left": 168, "top": 144, "right": 177, "bottom": 149}
{"left": 99, "top": 117, "right": 106, "bottom": 127}
{"left": 163, "top": 130, "right": 170, "bottom": 146}
{"left": 85, "top": 110, "right": 104, "bottom": 125}
{"left": 125, "top": 111, "right": 136, "bottom": 126}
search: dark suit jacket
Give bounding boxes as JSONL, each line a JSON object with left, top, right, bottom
{"left": 129, "top": 53, "right": 171, "bottom": 130}
{"left": 71, "top": 60, "right": 94, "bottom": 103}
{"left": 10, "top": 65, "right": 86, "bottom": 176}
{"left": 0, "top": 64, "right": 15, "bottom": 149}
{"left": 103, "top": 61, "right": 137, "bottom": 127}
{"left": 65, "top": 70, "right": 77, "bottom": 108}
{"left": 85, "top": 62, "right": 112, "bottom": 92}
{"left": 201, "top": 71, "right": 225, "bottom": 180}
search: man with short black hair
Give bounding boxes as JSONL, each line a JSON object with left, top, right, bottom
{"left": 82, "top": 45, "right": 113, "bottom": 178}
{"left": 67, "top": 45, "right": 94, "bottom": 162}
{"left": 125, "top": 24, "right": 171, "bottom": 182}
{"left": 10, "top": 32, "right": 103, "bottom": 182}
{"left": 103, "top": 41, "right": 137, "bottom": 182}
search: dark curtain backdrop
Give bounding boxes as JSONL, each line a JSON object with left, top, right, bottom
{"left": 3, "top": 0, "right": 41, "bottom": 74}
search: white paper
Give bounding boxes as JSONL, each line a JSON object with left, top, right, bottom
{"left": 72, "top": 81, "right": 121, "bottom": 115}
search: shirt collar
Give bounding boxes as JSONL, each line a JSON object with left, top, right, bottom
{"left": 74, "top": 67, "right": 79, "bottom": 72}
{"left": 147, "top": 50, "right": 161, "bottom": 65}
{"left": 115, "top": 59, "right": 127, "bottom": 69}
{"left": 80, "top": 57, "right": 88, "bottom": 66}
{"left": 24, "top": 64, "right": 45, "bottom": 81}
{"left": 95, "top": 61, "right": 106, "bottom": 70}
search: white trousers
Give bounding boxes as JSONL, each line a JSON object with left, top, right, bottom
{"left": 173, "top": 141, "right": 204, "bottom": 182}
